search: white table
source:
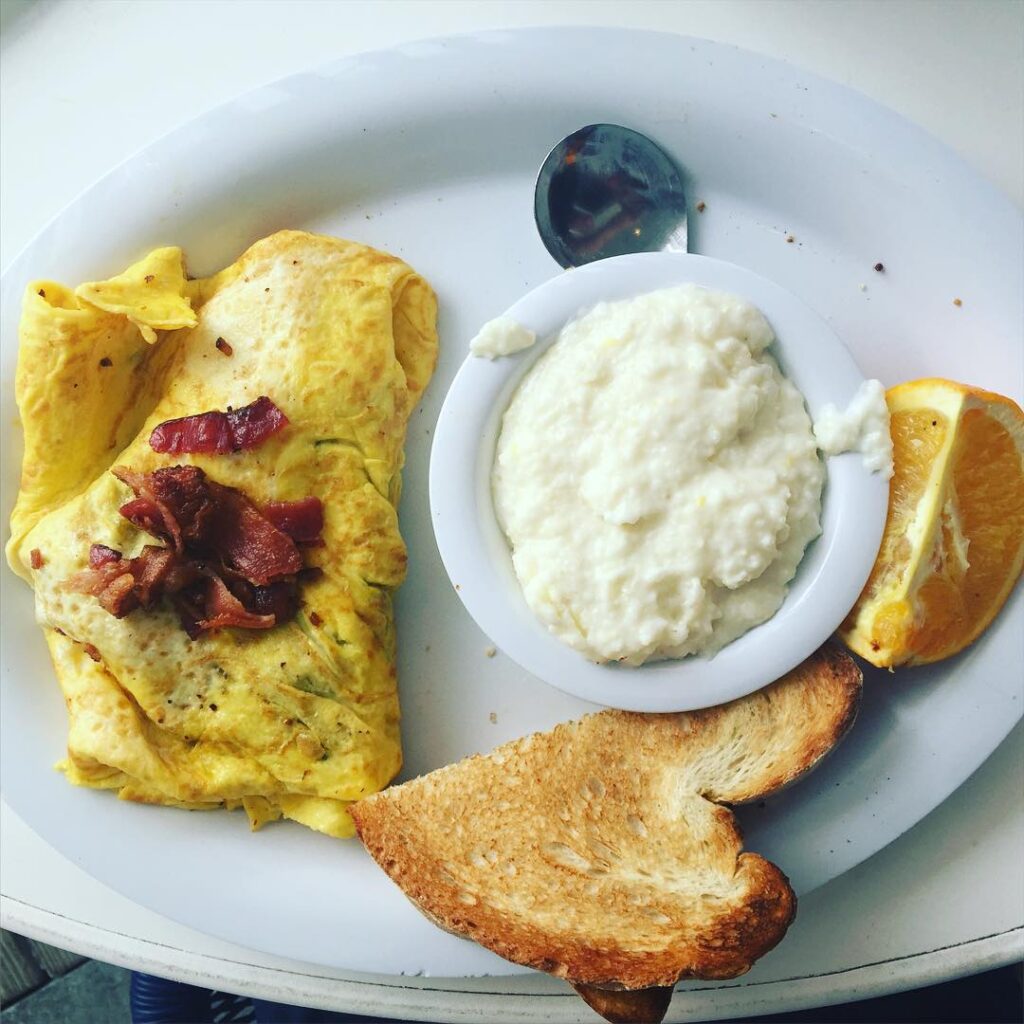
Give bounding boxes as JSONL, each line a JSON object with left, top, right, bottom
{"left": 2, "top": 3, "right": 1022, "bottom": 1020}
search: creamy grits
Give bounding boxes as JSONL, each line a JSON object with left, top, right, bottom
{"left": 470, "top": 315, "right": 536, "bottom": 359}
{"left": 492, "top": 284, "right": 825, "bottom": 666}
{"left": 814, "top": 379, "right": 894, "bottom": 478}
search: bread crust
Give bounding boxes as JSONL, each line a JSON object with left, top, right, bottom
{"left": 351, "top": 644, "right": 861, "bottom": 994}
{"left": 572, "top": 983, "right": 675, "bottom": 1023}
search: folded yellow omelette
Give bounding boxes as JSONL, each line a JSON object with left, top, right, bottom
{"left": 6, "top": 230, "right": 438, "bottom": 837}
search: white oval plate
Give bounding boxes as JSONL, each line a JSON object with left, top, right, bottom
{"left": 1, "top": 29, "right": 1021, "bottom": 977}
{"left": 431, "top": 251, "right": 889, "bottom": 712}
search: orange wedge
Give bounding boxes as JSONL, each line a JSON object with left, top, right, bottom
{"left": 840, "top": 378, "right": 1024, "bottom": 668}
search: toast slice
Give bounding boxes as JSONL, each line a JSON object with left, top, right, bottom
{"left": 351, "top": 644, "right": 861, "bottom": 1020}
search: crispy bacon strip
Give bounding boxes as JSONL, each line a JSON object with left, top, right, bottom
{"left": 224, "top": 577, "right": 297, "bottom": 623}
{"left": 67, "top": 559, "right": 136, "bottom": 614}
{"left": 262, "top": 497, "right": 324, "bottom": 543}
{"left": 148, "top": 396, "right": 288, "bottom": 455}
{"left": 89, "top": 544, "right": 122, "bottom": 568}
{"left": 196, "top": 576, "right": 275, "bottom": 632}
{"left": 68, "top": 545, "right": 202, "bottom": 618}
{"left": 210, "top": 489, "right": 303, "bottom": 586}
{"left": 69, "top": 464, "right": 320, "bottom": 636}
{"left": 114, "top": 464, "right": 303, "bottom": 583}
{"left": 113, "top": 466, "right": 185, "bottom": 551}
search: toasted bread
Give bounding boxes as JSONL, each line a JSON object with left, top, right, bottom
{"left": 572, "top": 983, "right": 675, "bottom": 1023}
{"left": 351, "top": 644, "right": 861, "bottom": 1020}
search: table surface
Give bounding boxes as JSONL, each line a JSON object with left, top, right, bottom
{"left": 2, "top": 2, "right": 1022, "bottom": 1021}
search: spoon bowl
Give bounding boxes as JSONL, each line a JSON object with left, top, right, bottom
{"left": 429, "top": 252, "right": 888, "bottom": 712}
{"left": 534, "top": 123, "right": 689, "bottom": 267}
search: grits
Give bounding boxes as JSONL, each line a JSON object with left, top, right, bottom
{"left": 492, "top": 284, "right": 825, "bottom": 665}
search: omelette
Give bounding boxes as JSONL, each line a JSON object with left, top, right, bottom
{"left": 6, "top": 230, "right": 438, "bottom": 838}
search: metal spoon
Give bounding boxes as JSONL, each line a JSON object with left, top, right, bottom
{"left": 534, "top": 123, "right": 688, "bottom": 268}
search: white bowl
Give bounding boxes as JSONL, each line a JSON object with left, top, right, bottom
{"left": 429, "top": 252, "right": 888, "bottom": 712}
